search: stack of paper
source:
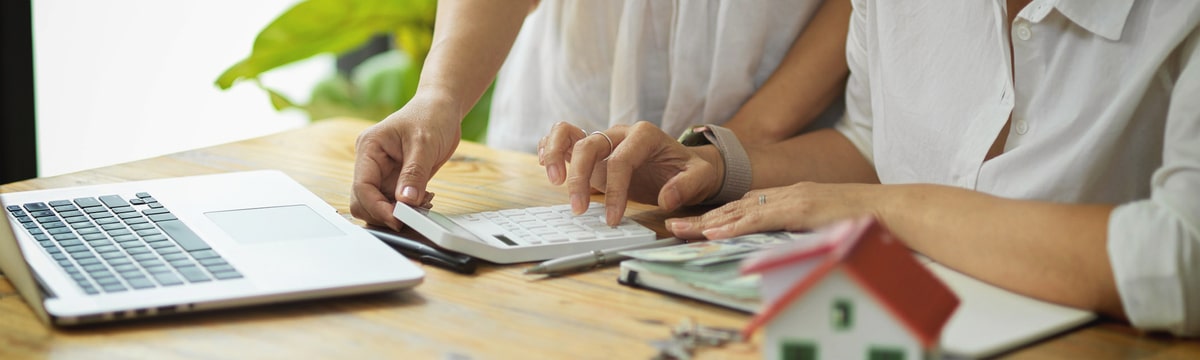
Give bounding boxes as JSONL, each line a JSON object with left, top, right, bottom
{"left": 617, "top": 232, "right": 823, "bottom": 311}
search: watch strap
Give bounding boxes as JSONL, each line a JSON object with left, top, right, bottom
{"left": 682, "top": 125, "right": 752, "bottom": 204}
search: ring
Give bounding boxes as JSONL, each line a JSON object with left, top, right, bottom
{"left": 591, "top": 131, "right": 614, "bottom": 157}
{"left": 758, "top": 194, "right": 766, "bottom": 205}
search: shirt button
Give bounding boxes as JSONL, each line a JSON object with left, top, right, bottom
{"left": 1015, "top": 23, "right": 1033, "bottom": 41}
{"left": 1014, "top": 120, "right": 1029, "bottom": 135}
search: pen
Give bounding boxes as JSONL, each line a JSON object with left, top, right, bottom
{"left": 365, "top": 227, "right": 478, "bottom": 274}
{"left": 524, "top": 238, "right": 685, "bottom": 276}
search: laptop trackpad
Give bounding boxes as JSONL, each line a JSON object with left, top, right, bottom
{"left": 206, "top": 205, "right": 344, "bottom": 244}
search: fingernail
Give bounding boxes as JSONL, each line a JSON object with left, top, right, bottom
{"left": 606, "top": 207, "right": 620, "bottom": 226}
{"left": 402, "top": 186, "right": 419, "bottom": 201}
{"left": 702, "top": 225, "right": 729, "bottom": 239}
{"left": 666, "top": 219, "right": 691, "bottom": 232}
{"left": 570, "top": 193, "right": 585, "bottom": 214}
{"left": 663, "top": 188, "right": 681, "bottom": 209}
{"left": 548, "top": 165, "right": 562, "bottom": 184}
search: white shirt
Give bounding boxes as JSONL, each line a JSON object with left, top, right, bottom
{"left": 488, "top": 0, "right": 826, "bottom": 153}
{"left": 837, "top": 0, "right": 1200, "bottom": 336}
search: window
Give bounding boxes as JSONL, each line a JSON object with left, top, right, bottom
{"left": 831, "top": 298, "right": 854, "bottom": 331}
{"left": 781, "top": 339, "right": 817, "bottom": 360}
{"left": 868, "top": 345, "right": 906, "bottom": 360}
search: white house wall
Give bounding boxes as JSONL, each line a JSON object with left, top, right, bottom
{"left": 763, "top": 268, "right": 922, "bottom": 360}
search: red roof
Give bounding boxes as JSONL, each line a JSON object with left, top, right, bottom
{"left": 740, "top": 216, "right": 960, "bottom": 349}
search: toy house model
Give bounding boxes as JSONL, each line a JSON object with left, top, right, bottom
{"left": 740, "top": 216, "right": 960, "bottom": 360}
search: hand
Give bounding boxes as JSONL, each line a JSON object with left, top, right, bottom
{"left": 350, "top": 97, "right": 460, "bottom": 231}
{"left": 539, "top": 121, "right": 723, "bottom": 225}
{"left": 665, "top": 182, "right": 882, "bottom": 240}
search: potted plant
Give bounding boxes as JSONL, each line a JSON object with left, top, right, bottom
{"left": 215, "top": 0, "right": 490, "bottom": 142}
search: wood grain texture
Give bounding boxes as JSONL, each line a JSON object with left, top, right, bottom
{"left": 1, "top": 118, "right": 1196, "bottom": 359}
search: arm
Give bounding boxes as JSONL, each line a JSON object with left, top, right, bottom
{"left": 417, "top": 0, "right": 537, "bottom": 118}
{"left": 351, "top": 0, "right": 535, "bottom": 230}
{"left": 722, "top": 0, "right": 852, "bottom": 143}
{"left": 539, "top": 0, "right": 857, "bottom": 222}
{"left": 670, "top": 7, "right": 1200, "bottom": 334}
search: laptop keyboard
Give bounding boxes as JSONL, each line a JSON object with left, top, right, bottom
{"left": 5, "top": 192, "right": 241, "bottom": 295}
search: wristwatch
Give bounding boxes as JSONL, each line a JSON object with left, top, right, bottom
{"left": 677, "top": 124, "right": 752, "bottom": 204}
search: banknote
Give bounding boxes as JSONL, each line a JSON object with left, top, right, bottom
{"left": 619, "top": 231, "right": 823, "bottom": 264}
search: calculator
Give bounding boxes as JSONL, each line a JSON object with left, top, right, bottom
{"left": 392, "top": 202, "right": 658, "bottom": 264}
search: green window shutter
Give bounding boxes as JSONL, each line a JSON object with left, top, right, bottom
{"left": 781, "top": 339, "right": 818, "bottom": 360}
{"left": 831, "top": 298, "right": 854, "bottom": 331}
{"left": 867, "top": 345, "right": 906, "bottom": 360}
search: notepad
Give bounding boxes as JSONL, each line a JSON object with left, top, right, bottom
{"left": 616, "top": 234, "right": 1096, "bottom": 358}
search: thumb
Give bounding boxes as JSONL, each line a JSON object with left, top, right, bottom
{"left": 657, "top": 161, "right": 720, "bottom": 211}
{"left": 394, "top": 144, "right": 440, "bottom": 207}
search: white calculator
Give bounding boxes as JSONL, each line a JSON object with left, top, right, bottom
{"left": 392, "top": 202, "right": 658, "bottom": 264}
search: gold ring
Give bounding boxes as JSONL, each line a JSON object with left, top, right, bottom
{"left": 758, "top": 194, "right": 766, "bottom": 205}
{"left": 591, "top": 131, "right": 614, "bottom": 157}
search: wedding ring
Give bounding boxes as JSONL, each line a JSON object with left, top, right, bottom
{"left": 591, "top": 131, "right": 614, "bottom": 157}
{"left": 758, "top": 194, "right": 767, "bottom": 205}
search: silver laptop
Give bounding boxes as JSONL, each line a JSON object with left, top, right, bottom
{"left": 0, "top": 170, "right": 424, "bottom": 325}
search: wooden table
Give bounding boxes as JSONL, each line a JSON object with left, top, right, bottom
{"left": 1, "top": 118, "right": 1196, "bottom": 359}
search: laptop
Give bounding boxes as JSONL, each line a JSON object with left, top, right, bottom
{"left": 0, "top": 170, "right": 424, "bottom": 326}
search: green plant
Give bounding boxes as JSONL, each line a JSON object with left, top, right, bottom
{"left": 215, "top": 0, "right": 490, "bottom": 142}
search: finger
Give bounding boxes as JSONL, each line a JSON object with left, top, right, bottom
{"left": 600, "top": 122, "right": 661, "bottom": 225}
{"left": 351, "top": 129, "right": 406, "bottom": 231}
{"left": 419, "top": 191, "right": 437, "bottom": 209}
{"left": 542, "top": 122, "right": 589, "bottom": 185}
{"left": 394, "top": 138, "right": 440, "bottom": 207}
{"left": 537, "top": 135, "right": 547, "bottom": 165}
{"left": 351, "top": 182, "right": 405, "bottom": 231}
{"left": 567, "top": 127, "right": 623, "bottom": 214}
{"left": 657, "top": 158, "right": 720, "bottom": 212}
{"left": 665, "top": 195, "right": 763, "bottom": 239}
{"left": 700, "top": 191, "right": 804, "bottom": 239}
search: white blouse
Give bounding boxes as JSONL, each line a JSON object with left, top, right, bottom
{"left": 488, "top": 0, "right": 825, "bottom": 152}
{"left": 837, "top": 0, "right": 1200, "bottom": 336}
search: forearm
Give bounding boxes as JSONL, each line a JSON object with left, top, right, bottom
{"left": 875, "top": 184, "right": 1124, "bottom": 317}
{"left": 415, "top": 0, "right": 535, "bottom": 118}
{"left": 723, "top": 0, "right": 851, "bottom": 143}
{"left": 745, "top": 128, "right": 878, "bottom": 188}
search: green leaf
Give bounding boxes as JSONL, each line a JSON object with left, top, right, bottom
{"left": 304, "top": 75, "right": 367, "bottom": 121}
{"left": 255, "top": 80, "right": 299, "bottom": 111}
{"left": 461, "top": 83, "right": 492, "bottom": 143}
{"left": 353, "top": 49, "right": 421, "bottom": 116}
{"left": 396, "top": 23, "right": 434, "bottom": 66}
{"left": 215, "top": 0, "right": 436, "bottom": 90}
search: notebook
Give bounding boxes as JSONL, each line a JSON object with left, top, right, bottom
{"left": 617, "top": 234, "right": 1097, "bottom": 358}
{"left": 0, "top": 170, "right": 424, "bottom": 326}
{"left": 392, "top": 202, "right": 656, "bottom": 264}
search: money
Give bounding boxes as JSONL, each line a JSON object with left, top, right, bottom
{"left": 619, "top": 232, "right": 827, "bottom": 301}
{"left": 620, "top": 232, "right": 819, "bottom": 263}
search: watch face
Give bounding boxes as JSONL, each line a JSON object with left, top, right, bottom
{"left": 678, "top": 126, "right": 712, "bottom": 147}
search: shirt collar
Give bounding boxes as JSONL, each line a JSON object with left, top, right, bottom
{"left": 1045, "top": 0, "right": 1135, "bottom": 41}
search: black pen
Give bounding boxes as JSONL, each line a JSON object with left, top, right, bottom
{"left": 365, "top": 227, "right": 477, "bottom": 274}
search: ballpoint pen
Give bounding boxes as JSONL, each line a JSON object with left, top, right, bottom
{"left": 524, "top": 238, "right": 685, "bottom": 276}
{"left": 365, "top": 227, "right": 478, "bottom": 274}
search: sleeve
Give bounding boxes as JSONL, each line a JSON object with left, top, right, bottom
{"left": 1107, "top": 26, "right": 1200, "bottom": 337}
{"left": 833, "top": 0, "right": 876, "bottom": 165}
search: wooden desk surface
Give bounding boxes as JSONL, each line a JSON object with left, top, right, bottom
{"left": 1, "top": 118, "right": 1196, "bottom": 359}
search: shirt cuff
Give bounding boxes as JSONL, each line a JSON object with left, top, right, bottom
{"left": 1108, "top": 193, "right": 1200, "bottom": 336}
